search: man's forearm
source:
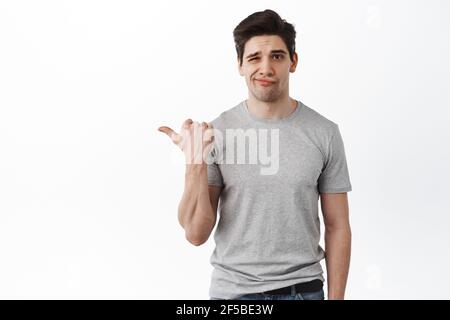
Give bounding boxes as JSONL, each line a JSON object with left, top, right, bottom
{"left": 178, "top": 164, "right": 215, "bottom": 245}
{"left": 324, "top": 226, "right": 351, "bottom": 299}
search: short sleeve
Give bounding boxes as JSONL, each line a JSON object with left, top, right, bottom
{"left": 206, "top": 142, "right": 224, "bottom": 187}
{"left": 318, "top": 124, "right": 352, "bottom": 193}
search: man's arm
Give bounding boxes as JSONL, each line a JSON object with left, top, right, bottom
{"left": 158, "top": 119, "right": 221, "bottom": 246}
{"left": 320, "top": 192, "right": 351, "bottom": 300}
{"left": 178, "top": 164, "right": 222, "bottom": 246}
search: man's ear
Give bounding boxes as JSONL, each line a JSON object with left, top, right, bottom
{"left": 238, "top": 58, "right": 244, "bottom": 76}
{"left": 289, "top": 52, "right": 298, "bottom": 73}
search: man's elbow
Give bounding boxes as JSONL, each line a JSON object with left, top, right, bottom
{"left": 183, "top": 215, "right": 215, "bottom": 246}
{"left": 185, "top": 230, "right": 208, "bottom": 246}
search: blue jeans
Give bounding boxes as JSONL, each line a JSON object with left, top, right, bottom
{"left": 210, "top": 288, "right": 325, "bottom": 300}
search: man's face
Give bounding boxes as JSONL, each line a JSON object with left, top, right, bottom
{"left": 238, "top": 35, "right": 298, "bottom": 103}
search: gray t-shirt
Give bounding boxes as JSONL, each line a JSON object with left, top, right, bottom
{"left": 206, "top": 99, "right": 352, "bottom": 299}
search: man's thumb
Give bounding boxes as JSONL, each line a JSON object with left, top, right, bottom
{"left": 158, "top": 126, "right": 175, "bottom": 138}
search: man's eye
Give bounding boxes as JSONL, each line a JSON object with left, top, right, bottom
{"left": 248, "top": 55, "right": 283, "bottom": 62}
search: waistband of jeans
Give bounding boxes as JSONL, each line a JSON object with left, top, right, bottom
{"left": 261, "top": 279, "right": 323, "bottom": 295}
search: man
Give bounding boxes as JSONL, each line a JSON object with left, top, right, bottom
{"left": 158, "top": 9, "right": 352, "bottom": 300}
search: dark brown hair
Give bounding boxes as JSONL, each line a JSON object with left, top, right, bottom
{"left": 233, "top": 9, "right": 296, "bottom": 67}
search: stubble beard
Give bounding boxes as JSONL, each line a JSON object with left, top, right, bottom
{"left": 252, "top": 84, "right": 282, "bottom": 103}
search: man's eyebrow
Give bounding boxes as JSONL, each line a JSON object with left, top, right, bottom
{"left": 245, "top": 49, "right": 288, "bottom": 59}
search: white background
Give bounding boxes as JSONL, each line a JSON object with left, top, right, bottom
{"left": 1, "top": 0, "right": 449, "bottom": 299}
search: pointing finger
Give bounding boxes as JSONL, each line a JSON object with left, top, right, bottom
{"left": 158, "top": 126, "right": 181, "bottom": 142}
{"left": 158, "top": 126, "right": 175, "bottom": 137}
{"left": 159, "top": 126, "right": 183, "bottom": 147}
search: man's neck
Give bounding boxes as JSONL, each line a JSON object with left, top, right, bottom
{"left": 246, "top": 96, "right": 297, "bottom": 120}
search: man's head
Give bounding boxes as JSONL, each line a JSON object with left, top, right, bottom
{"left": 233, "top": 9, "right": 298, "bottom": 103}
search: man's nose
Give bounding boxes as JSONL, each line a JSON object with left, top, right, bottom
{"left": 259, "top": 57, "right": 274, "bottom": 76}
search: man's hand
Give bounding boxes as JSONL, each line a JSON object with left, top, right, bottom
{"left": 158, "top": 119, "right": 215, "bottom": 164}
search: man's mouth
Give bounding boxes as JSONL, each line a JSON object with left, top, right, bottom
{"left": 255, "top": 79, "right": 275, "bottom": 87}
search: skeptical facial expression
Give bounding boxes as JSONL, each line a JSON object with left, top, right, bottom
{"left": 238, "top": 35, "right": 298, "bottom": 102}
